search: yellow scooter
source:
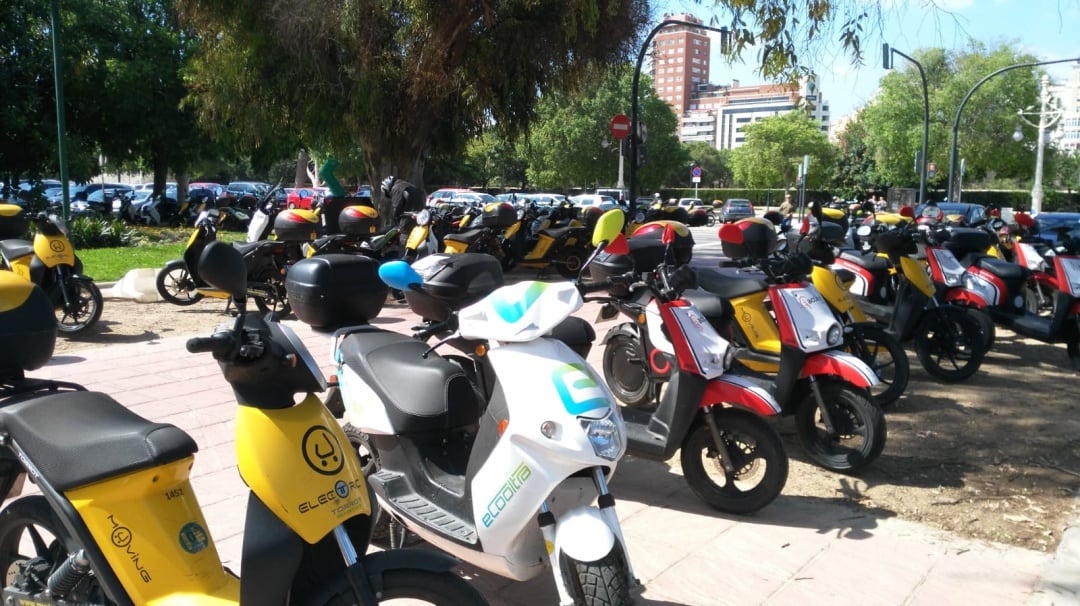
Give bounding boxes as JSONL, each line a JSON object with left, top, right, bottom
{"left": 0, "top": 206, "right": 103, "bottom": 334}
{"left": 0, "top": 248, "right": 488, "bottom": 605}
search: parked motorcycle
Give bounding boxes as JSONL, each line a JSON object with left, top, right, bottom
{"left": 0, "top": 254, "right": 488, "bottom": 606}
{"left": 926, "top": 223, "right": 1080, "bottom": 371}
{"left": 155, "top": 209, "right": 291, "bottom": 316}
{"left": 441, "top": 202, "right": 518, "bottom": 269}
{"left": 0, "top": 208, "right": 102, "bottom": 334}
{"left": 519, "top": 206, "right": 604, "bottom": 278}
{"left": 588, "top": 223, "right": 789, "bottom": 513}
{"left": 835, "top": 218, "right": 987, "bottom": 382}
{"left": 678, "top": 219, "right": 886, "bottom": 473}
{"left": 338, "top": 210, "right": 639, "bottom": 605}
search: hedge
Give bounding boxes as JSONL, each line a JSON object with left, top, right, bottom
{"left": 657, "top": 188, "right": 1080, "bottom": 212}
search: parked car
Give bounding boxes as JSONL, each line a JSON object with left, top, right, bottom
{"left": 915, "top": 202, "right": 987, "bottom": 227}
{"left": 525, "top": 193, "right": 568, "bottom": 207}
{"left": 225, "top": 181, "right": 271, "bottom": 207}
{"left": 70, "top": 184, "right": 135, "bottom": 216}
{"left": 284, "top": 187, "right": 330, "bottom": 210}
{"left": 719, "top": 198, "right": 755, "bottom": 223}
{"left": 1032, "top": 212, "right": 1080, "bottom": 244}
{"left": 426, "top": 188, "right": 474, "bottom": 206}
{"left": 570, "top": 194, "right": 617, "bottom": 211}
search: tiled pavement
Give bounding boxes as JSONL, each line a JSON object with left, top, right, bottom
{"left": 26, "top": 291, "right": 1079, "bottom": 606}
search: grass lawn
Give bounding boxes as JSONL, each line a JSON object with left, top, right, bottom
{"left": 77, "top": 227, "right": 245, "bottom": 282}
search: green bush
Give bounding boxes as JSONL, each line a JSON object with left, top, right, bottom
{"left": 66, "top": 217, "right": 136, "bottom": 249}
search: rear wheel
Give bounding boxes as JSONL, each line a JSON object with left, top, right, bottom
{"left": 156, "top": 259, "right": 204, "bottom": 305}
{"left": 54, "top": 279, "right": 103, "bottom": 334}
{"left": 601, "top": 332, "right": 657, "bottom": 407}
{"left": 914, "top": 307, "right": 985, "bottom": 382}
{"left": 556, "top": 244, "right": 590, "bottom": 279}
{"left": 561, "top": 544, "right": 631, "bottom": 606}
{"left": 252, "top": 271, "right": 291, "bottom": 317}
{"left": 842, "top": 323, "right": 909, "bottom": 407}
{"left": 679, "top": 411, "right": 788, "bottom": 514}
{"left": 795, "top": 378, "right": 885, "bottom": 473}
{"left": 967, "top": 307, "right": 996, "bottom": 351}
{"left": 344, "top": 424, "right": 394, "bottom": 545}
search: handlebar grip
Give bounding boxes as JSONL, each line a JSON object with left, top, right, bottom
{"left": 186, "top": 333, "right": 234, "bottom": 355}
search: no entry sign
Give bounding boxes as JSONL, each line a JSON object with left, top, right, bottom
{"left": 609, "top": 114, "right": 631, "bottom": 140}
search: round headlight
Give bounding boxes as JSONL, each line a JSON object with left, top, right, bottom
{"left": 827, "top": 323, "right": 843, "bottom": 347}
{"left": 416, "top": 209, "right": 431, "bottom": 226}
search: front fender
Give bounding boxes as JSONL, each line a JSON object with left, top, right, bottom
{"left": 943, "top": 288, "right": 988, "bottom": 309}
{"left": 701, "top": 374, "right": 782, "bottom": 416}
{"left": 554, "top": 506, "right": 616, "bottom": 564}
{"left": 362, "top": 547, "right": 460, "bottom": 579}
{"left": 600, "top": 322, "right": 638, "bottom": 345}
{"left": 801, "top": 350, "right": 879, "bottom": 388}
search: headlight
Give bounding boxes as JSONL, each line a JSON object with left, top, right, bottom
{"left": 826, "top": 323, "right": 843, "bottom": 346}
{"left": 416, "top": 209, "right": 431, "bottom": 226}
{"left": 580, "top": 411, "right": 623, "bottom": 461}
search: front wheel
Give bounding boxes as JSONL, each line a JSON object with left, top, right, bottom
{"left": 679, "top": 411, "right": 788, "bottom": 514}
{"left": 156, "top": 259, "right": 204, "bottom": 305}
{"left": 54, "top": 278, "right": 103, "bottom": 334}
{"left": 842, "top": 323, "right": 909, "bottom": 408}
{"left": 561, "top": 544, "right": 631, "bottom": 606}
{"left": 914, "top": 307, "right": 985, "bottom": 382}
{"left": 795, "top": 378, "right": 885, "bottom": 474}
{"left": 706, "top": 213, "right": 717, "bottom": 227}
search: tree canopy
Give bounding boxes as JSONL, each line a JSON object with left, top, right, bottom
{"left": 178, "top": 0, "right": 650, "bottom": 204}
{"left": 731, "top": 111, "right": 834, "bottom": 189}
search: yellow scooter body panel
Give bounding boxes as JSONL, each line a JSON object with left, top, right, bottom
{"left": 730, "top": 291, "right": 782, "bottom": 355}
{"left": 406, "top": 225, "right": 430, "bottom": 250}
{"left": 33, "top": 232, "right": 76, "bottom": 268}
{"left": 443, "top": 239, "right": 470, "bottom": 254}
{"left": 523, "top": 232, "right": 555, "bottom": 262}
{"left": 235, "top": 394, "right": 370, "bottom": 544}
{"left": 811, "top": 265, "right": 867, "bottom": 321}
{"left": 67, "top": 458, "right": 239, "bottom": 603}
{"left": 900, "top": 255, "right": 935, "bottom": 297}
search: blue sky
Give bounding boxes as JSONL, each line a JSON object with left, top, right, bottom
{"left": 656, "top": 0, "right": 1080, "bottom": 118}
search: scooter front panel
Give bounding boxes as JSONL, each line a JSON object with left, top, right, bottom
{"left": 236, "top": 394, "right": 371, "bottom": 544}
{"left": 1054, "top": 255, "right": 1080, "bottom": 298}
{"left": 33, "top": 233, "right": 76, "bottom": 268}
{"left": 770, "top": 284, "right": 843, "bottom": 353}
{"left": 458, "top": 281, "right": 583, "bottom": 342}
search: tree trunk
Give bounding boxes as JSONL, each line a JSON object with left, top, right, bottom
{"left": 295, "top": 149, "right": 309, "bottom": 187}
{"left": 366, "top": 150, "right": 427, "bottom": 229}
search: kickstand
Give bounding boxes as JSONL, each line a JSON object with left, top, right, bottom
{"left": 388, "top": 518, "right": 411, "bottom": 549}
{"left": 222, "top": 298, "right": 238, "bottom": 317}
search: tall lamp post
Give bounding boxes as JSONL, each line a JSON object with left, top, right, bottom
{"left": 629, "top": 20, "right": 729, "bottom": 204}
{"left": 946, "top": 56, "right": 1080, "bottom": 204}
{"left": 882, "top": 44, "right": 929, "bottom": 206}
{"left": 1011, "top": 75, "right": 1063, "bottom": 215}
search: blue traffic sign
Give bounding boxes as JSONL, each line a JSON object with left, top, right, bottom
{"left": 691, "top": 165, "right": 702, "bottom": 178}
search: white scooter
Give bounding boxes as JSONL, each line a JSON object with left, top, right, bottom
{"left": 334, "top": 211, "right": 638, "bottom": 606}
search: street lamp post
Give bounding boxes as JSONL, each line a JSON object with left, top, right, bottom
{"left": 1011, "top": 75, "right": 1063, "bottom": 215}
{"left": 946, "top": 56, "right": 1080, "bottom": 203}
{"left": 629, "top": 20, "right": 729, "bottom": 204}
{"left": 883, "top": 44, "right": 929, "bottom": 206}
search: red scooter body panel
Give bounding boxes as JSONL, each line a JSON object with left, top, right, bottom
{"left": 701, "top": 375, "right": 782, "bottom": 416}
{"left": 800, "top": 350, "right": 877, "bottom": 388}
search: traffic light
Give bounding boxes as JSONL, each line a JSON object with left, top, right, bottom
{"left": 927, "top": 162, "right": 937, "bottom": 179}
{"left": 636, "top": 141, "right": 647, "bottom": 167}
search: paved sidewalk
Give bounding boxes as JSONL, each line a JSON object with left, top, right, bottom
{"left": 31, "top": 297, "right": 1078, "bottom": 606}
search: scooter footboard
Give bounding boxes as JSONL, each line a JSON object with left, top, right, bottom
{"left": 801, "top": 350, "right": 879, "bottom": 388}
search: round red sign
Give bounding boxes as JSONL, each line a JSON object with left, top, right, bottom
{"left": 609, "top": 114, "right": 631, "bottom": 140}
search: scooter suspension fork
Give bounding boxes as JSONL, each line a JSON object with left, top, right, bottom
{"left": 590, "top": 468, "right": 640, "bottom": 592}
{"left": 808, "top": 375, "right": 839, "bottom": 434}
{"left": 702, "top": 406, "right": 736, "bottom": 475}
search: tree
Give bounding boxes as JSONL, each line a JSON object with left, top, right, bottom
{"left": 860, "top": 43, "right": 1039, "bottom": 194}
{"left": 674, "top": 142, "right": 732, "bottom": 188}
{"left": 730, "top": 111, "right": 835, "bottom": 189}
{"left": 178, "top": 0, "right": 650, "bottom": 214}
{"left": 829, "top": 116, "right": 879, "bottom": 199}
{"left": 523, "top": 66, "right": 684, "bottom": 193}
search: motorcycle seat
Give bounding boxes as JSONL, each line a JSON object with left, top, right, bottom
{"left": 839, "top": 251, "right": 890, "bottom": 272}
{"left": 537, "top": 225, "right": 581, "bottom": 239}
{"left": 0, "top": 240, "right": 33, "bottom": 261}
{"left": 232, "top": 241, "right": 265, "bottom": 256}
{"left": 0, "top": 391, "right": 197, "bottom": 491}
{"left": 338, "top": 329, "right": 482, "bottom": 434}
{"left": 973, "top": 256, "right": 1029, "bottom": 283}
{"left": 694, "top": 268, "right": 769, "bottom": 299}
{"left": 443, "top": 228, "right": 489, "bottom": 245}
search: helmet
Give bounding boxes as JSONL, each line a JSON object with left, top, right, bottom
{"left": 380, "top": 176, "right": 396, "bottom": 197}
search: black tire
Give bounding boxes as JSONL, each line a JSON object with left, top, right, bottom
{"left": 706, "top": 214, "right": 717, "bottom": 227}
{"left": 561, "top": 544, "right": 631, "bottom": 606}
{"left": 343, "top": 424, "right": 393, "bottom": 545}
{"left": 914, "top": 307, "right": 985, "bottom": 382}
{"left": 315, "top": 567, "right": 488, "bottom": 605}
{"left": 252, "top": 272, "right": 291, "bottom": 317}
{"left": 601, "top": 332, "right": 657, "bottom": 407}
{"left": 55, "top": 279, "right": 103, "bottom": 334}
{"left": 795, "top": 378, "right": 886, "bottom": 473}
{"left": 0, "top": 496, "right": 107, "bottom": 603}
{"left": 555, "top": 245, "right": 589, "bottom": 279}
{"left": 843, "top": 323, "right": 909, "bottom": 408}
{"left": 156, "top": 259, "right": 205, "bottom": 306}
{"left": 967, "top": 307, "right": 996, "bottom": 351}
{"left": 679, "top": 411, "right": 788, "bottom": 514}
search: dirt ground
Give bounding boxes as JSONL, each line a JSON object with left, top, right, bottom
{"left": 54, "top": 294, "right": 1080, "bottom": 554}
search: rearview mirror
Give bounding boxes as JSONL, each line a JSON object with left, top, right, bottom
{"left": 592, "top": 209, "right": 625, "bottom": 246}
{"left": 856, "top": 225, "right": 872, "bottom": 238}
{"left": 198, "top": 241, "right": 248, "bottom": 304}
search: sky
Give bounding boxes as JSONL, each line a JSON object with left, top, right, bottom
{"left": 655, "top": 0, "right": 1080, "bottom": 119}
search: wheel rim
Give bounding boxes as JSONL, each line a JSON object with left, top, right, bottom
{"left": 702, "top": 431, "right": 769, "bottom": 493}
{"left": 55, "top": 283, "right": 98, "bottom": 332}
{"left": 925, "top": 317, "right": 978, "bottom": 372}
{"left": 807, "top": 398, "right": 870, "bottom": 457}
{"left": 165, "top": 269, "right": 198, "bottom": 300}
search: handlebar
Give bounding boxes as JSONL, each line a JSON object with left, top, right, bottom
{"left": 185, "top": 333, "right": 235, "bottom": 356}
{"left": 412, "top": 316, "right": 459, "bottom": 341}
